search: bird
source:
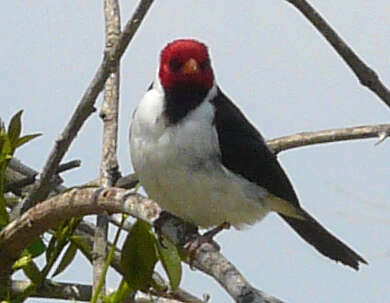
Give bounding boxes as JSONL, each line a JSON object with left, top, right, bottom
{"left": 129, "top": 38, "right": 367, "bottom": 270}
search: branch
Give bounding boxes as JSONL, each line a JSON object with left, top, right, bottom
{"left": 4, "top": 122, "right": 384, "bottom": 301}
{"left": 56, "top": 160, "right": 82, "bottom": 174}
{"left": 20, "top": 0, "right": 154, "bottom": 214}
{"left": 268, "top": 124, "right": 390, "bottom": 154}
{"left": 10, "top": 280, "right": 92, "bottom": 301}
{"left": 10, "top": 280, "right": 195, "bottom": 303}
{"left": 285, "top": 0, "right": 390, "bottom": 109}
{"left": 103, "top": 124, "right": 390, "bottom": 189}
{"left": 7, "top": 158, "right": 76, "bottom": 219}
{"left": 5, "top": 160, "right": 80, "bottom": 195}
{"left": 0, "top": 188, "right": 285, "bottom": 303}
{"left": 7, "top": 123, "right": 387, "bottom": 197}
{"left": 75, "top": 221, "right": 206, "bottom": 303}
{"left": 93, "top": 0, "right": 122, "bottom": 298}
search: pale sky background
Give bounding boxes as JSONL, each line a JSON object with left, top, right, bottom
{"left": 1, "top": 1, "right": 389, "bottom": 302}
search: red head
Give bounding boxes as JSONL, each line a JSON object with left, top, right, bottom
{"left": 159, "top": 39, "right": 214, "bottom": 92}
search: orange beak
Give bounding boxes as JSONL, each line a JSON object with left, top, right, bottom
{"left": 181, "top": 58, "right": 199, "bottom": 75}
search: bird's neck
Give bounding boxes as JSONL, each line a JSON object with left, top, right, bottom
{"left": 163, "top": 86, "right": 211, "bottom": 125}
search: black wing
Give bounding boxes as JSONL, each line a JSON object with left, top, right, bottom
{"left": 210, "top": 87, "right": 300, "bottom": 205}
{"left": 210, "top": 88, "right": 367, "bottom": 270}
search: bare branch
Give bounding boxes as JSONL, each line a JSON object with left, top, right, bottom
{"left": 108, "top": 124, "right": 390, "bottom": 189}
{"left": 159, "top": 215, "right": 285, "bottom": 303}
{"left": 0, "top": 188, "right": 285, "bottom": 303}
{"left": 10, "top": 279, "right": 196, "bottom": 303}
{"left": 6, "top": 160, "right": 80, "bottom": 195}
{"left": 4, "top": 121, "right": 385, "bottom": 301}
{"left": 11, "top": 280, "right": 92, "bottom": 301}
{"left": 20, "top": 0, "right": 154, "bottom": 214}
{"left": 56, "top": 160, "right": 82, "bottom": 174}
{"left": 114, "top": 173, "right": 139, "bottom": 189}
{"left": 5, "top": 175, "right": 36, "bottom": 195}
{"left": 268, "top": 124, "right": 390, "bottom": 154}
{"left": 285, "top": 0, "right": 390, "bottom": 109}
{"left": 100, "top": 0, "right": 121, "bottom": 187}
{"left": 93, "top": 0, "right": 122, "bottom": 298}
{"left": 75, "top": 221, "right": 206, "bottom": 303}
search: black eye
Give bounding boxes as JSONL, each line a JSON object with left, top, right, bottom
{"left": 169, "top": 58, "right": 181, "bottom": 72}
{"left": 199, "top": 59, "right": 210, "bottom": 70}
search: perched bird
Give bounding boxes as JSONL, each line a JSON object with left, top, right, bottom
{"left": 130, "top": 39, "right": 367, "bottom": 270}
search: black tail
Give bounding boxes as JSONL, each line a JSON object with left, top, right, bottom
{"left": 279, "top": 208, "right": 367, "bottom": 270}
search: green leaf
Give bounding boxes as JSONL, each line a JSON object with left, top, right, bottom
{"left": 0, "top": 195, "right": 9, "bottom": 227}
{"left": 0, "top": 284, "right": 9, "bottom": 301}
{"left": 0, "top": 134, "right": 12, "bottom": 162}
{"left": 52, "top": 243, "right": 77, "bottom": 277}
{"left": 156, "top": 238, "right": 182, "bottom": 291}
{"left": 0, "top": 133, "right": 6, "bottom": 153}
{"left": 12, "top": 255, "right": 32, "bottom": 270}
{"left": 25, "top": 238, "right": 46, "bottom": 258}
{"left": 0, "top": 118, "right": 5, "bottom": 132}
{"left": 5, "top": 195, "right": 20, "bottom": 207}
{"left": 22, "top": 260, "right": 42, "bottom": 284}
{"left": 107, "top": 280, "right": 134, "bottom": 303}
{"left": 0, "top": 134, "right": 11, "bottom": 228}
{"left": 17, "top": 239, "right": 46, "bottom": 283}
{"left": 70, "top": 235, "right": 92, "bottom": 260}
{"left": 120, "top": 220, "right": 158, "bottom": 291}
{"left": 58, "top": 217, "right": 81, "bottom": 240}
{"left": 46, "top": 235, "right": 57, "bottom": 262}
{"left": 14, "top": 133, "right": 42, "bottom": 149}
{"left": 7, "top": 110, "right": 23, "bottom": 147}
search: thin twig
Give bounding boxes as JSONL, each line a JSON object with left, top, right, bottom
{"left": 75, "top": 221, "right": 204, "bottom": 303}
{"left": 10, "top": 280, "right": 92, "bottom": 301}
{"left": 5, "top": 175, "right": 36, "bottom": 195}
{"left": 8, "top": 158, "right": 41, "bottom": 178}
{"left": 108, "top": 124, "right": 390, "bottom": 188}
{"left": 6, "top": 160, "right": 80, "bottom": 194}
{"left": 114, "top": 173, "right": 139, "bottom": 189}
{"left": 7, "top": 123, "right": 387, "bottom": 196}
{"left": 109, "top": 213, "right": 133, "bottom": 231}
{"left": 285, "top": 0, "right": 390, "bottom": 109}
{"left": 93, "top": 0, "right": 122, "bottom": 299}
{"left": 268, "top": 124, "right": 390, "bottom": 154}
{"left": 91, "top": 216, "right": 124, "bottom": 303}
{"left": 20, "top": 0, "right": 154, "bottom": 214}
{"left": 56, "top": 160, "right": 82, "bottom": 174}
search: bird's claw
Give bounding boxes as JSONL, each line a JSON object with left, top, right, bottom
{"left": 185, "top": 222, "right": 231, "bottom": 268}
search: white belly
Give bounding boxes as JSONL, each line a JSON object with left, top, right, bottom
{"left": 140, "top": 161, "right": 270, "bottom": 229}
{"left": 130, "top": 87, "right": 271, "bottom": 229}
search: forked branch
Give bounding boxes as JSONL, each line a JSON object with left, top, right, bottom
{"left": 285, "top": 0, "right": 390, "bottom": 109}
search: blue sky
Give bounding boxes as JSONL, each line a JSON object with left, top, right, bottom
{"left": 1, "top": 1, "right": 389, "bottom": 302}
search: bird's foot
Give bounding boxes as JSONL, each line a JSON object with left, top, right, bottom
{"left": 185, "top": 222, "right": 231, "bottom": 267}
{"left": 154, "top": 211, "right": 199, "bottom": 247}
{"left": 154, "top": 211, "right": 175, "bottom": 247}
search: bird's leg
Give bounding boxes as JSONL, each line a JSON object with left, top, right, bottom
{"left": 153, "top": 211, "right": 172, "bottom": 247}
{"left": 185, "top": 222, "right": 231, "bottom": 266}
{"left": 154, "top": 213, "right": 230, "bottom": 266}
{"left": 201, "top": 221, "right": 231, "bottom": 243}
{"left": 153, "top": 211, "right": 199, "bottom": 247}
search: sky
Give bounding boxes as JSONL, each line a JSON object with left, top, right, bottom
{"left": 1, "top": 1, "right": 389, "bottom": 302}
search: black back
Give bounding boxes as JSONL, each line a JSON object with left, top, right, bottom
{"left": 210, "top": 88, "right": 367, "bottom": 269}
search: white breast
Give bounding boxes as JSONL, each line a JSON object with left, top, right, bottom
{"left": 130, "top": 85, "right": 270, "bottom": 229}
